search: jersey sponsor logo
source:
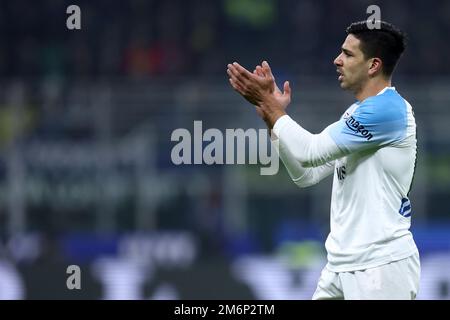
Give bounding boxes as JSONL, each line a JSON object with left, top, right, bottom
{"left": 399, "top": 197, "right": 412, "bottom": 217}
{"left": 345, "top": 116, "right": 373, "bottom": 141}
{"left": 343, "top": 111, "right": 351, "bottom": 119}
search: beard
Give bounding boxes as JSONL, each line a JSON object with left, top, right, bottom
{"left": 339, "top": 73, "right": 365, "bottom": 94}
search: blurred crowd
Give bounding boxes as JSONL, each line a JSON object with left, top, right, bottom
{"left": 1, "top": 0, "right": 450, "bottom": 80}
{"left": 0, "top": 0, "right": 449, "bottom": 257}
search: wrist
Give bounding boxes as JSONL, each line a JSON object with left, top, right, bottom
{"left": 259, "top": 97, "right": 286, "bottom": 129}
{"left": 264, "top": 110, "right": 286, "bottom": 129}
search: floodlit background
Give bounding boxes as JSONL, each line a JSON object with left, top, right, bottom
{"left": 0, "top": 0, "right": 449, "bottom": 299}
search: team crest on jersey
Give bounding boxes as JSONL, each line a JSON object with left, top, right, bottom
{"left": 399, "top": 198, "right": 412, "bottom": 217}
{"left": 343, "top": 111, "right": 351, "bottom": 119}
{"left": 342, "top": 104, "right": 358, "bottom": 120}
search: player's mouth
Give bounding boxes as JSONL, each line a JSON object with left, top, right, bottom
{"left": 337, "top": 69, "right": 344, "bottom": 81}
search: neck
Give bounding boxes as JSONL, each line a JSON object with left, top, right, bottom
{"left": 354, "top": 77, "right": 391, "bottom": 102}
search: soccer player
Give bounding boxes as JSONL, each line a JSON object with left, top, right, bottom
{"left": 226, "top": 21, "right": 420, "bottom": 300}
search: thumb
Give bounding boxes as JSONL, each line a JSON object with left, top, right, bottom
{"left": 283, "top": 81, "right": 291, "bottom": 97}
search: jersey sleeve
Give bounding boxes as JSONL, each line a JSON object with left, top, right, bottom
{"left": 273, "top": 134, "right": 335, "bottom": 188}
{"left": 327, "top": 97, "right": 407, "bottom": 154}
{"left": 273, "top": 115, "right": 345, "bottom": 168}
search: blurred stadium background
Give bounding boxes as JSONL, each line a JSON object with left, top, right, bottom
{"left": 0, "top": 0, "right": 449, "bottom": 299}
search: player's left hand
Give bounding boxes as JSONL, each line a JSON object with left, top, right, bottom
{"left": 227, "top": 61, "right": 291, "bottom": 127}
{"left": 227, "top": 61, "right": 271, "bottom": 105}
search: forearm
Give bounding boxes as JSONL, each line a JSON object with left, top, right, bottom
{"left": 274, "top": 136, "right": 335, "bottom": 187}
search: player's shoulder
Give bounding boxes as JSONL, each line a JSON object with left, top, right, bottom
{"left": 361, "top": 87, "right": 406, "bottom": 108}
{"left": 356, "top": 87, "right": 407, "bottom": 122}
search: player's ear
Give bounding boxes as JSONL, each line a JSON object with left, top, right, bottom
{"left": 368, "top": 57, "right": 382, "bottom": 77}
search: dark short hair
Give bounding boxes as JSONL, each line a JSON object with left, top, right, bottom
{"left": 346, "top": 20, "right": 407, "bottom": 77}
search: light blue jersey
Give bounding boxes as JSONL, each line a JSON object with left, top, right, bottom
{"left": 324, "top": 87, "right": 418, "bottom": 271}
{"left": 273, "top": 87, "right": 418, "bottom": 272}
{"left": 328, "top": 88, "right": 407, "bottom": 153}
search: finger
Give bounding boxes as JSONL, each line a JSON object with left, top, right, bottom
{"left": 227, "top": 68, "right": 247, "bottom": 87}
{"left": 255, "top": 65, "right": 265, "bottom": 77}
{"left": 229, "top": 71, "right": 247, "bottom": 88}
{"left": 283, "top": 81, "right": 291, "bottom": 96}
{"left": 227, "top": 65, "right": 240, "bottom": 78}
{"left": 229, "top": 78, "right": 241, "bottom": 93}
{"left": 229, "top": 78, "right": 245, "bottom": 94}
{"left": 262, "top": 61, "right": 274, "bottom": 79}
{"left": 253, "top": 68, "right": 262, "bottom": 77}
{"left": 228, "top": 64, "right": 249, "bottom": 85}
{"left": 229, "top": 77, "right": 244, "bottom": 91}
{"left": 260, "top": 62, "right": 280, "bottom": 93}
{"left": 232, "top": 62, "right": 254, "bottom": 80}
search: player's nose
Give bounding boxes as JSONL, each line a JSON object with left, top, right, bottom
{"left": 334, "top": 54, "right": 343, "bottom": 67}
